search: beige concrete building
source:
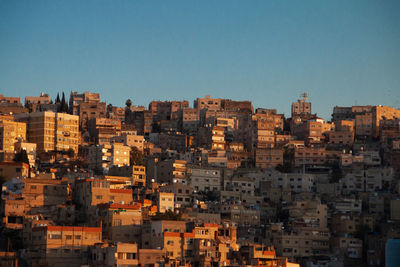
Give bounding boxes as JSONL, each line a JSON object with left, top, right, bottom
{"left": 332, "top": 236, "right": 363, "bottom": 259}
{"left": 0, "top": 94, "right": 20, "bottom": 105}
{"left": 69, "top": 91, "right": 106, "bottom": 130}
{"left": 90, "top": 242, "right": 139, "bottom": 267}
{"left": 255, "top": 148, "right": 284, "bottom": 169}
{"left": 0, "top": 119, "right": 26, "bottom": 152}
{"left": 181, "top": 107, "right": 200, "bottom": 133}
{"left": 272, "top": 227, "right": 330, "bottom": 262}
{"left": 74, "top": 179, "right": 134, "bottom": 219}
{"left": 294, "top": 147, "right": 326, "bottom": 167}
{"left": 373, "top": 105, "right": 400, "bottom": 138}
{"left": 157, "top": 192, "right": 174, "bottom": 213}
{"left": 211, "top": 126, "right": 226, "bottom": 151}
{"left": 111, "top": 143, "right": 130, "bottom": 167}
{"left": 161, "top": 183, "right": 193, "bottom": 208}
{"left": 194, "top": 95, "right": 223, "bottom": 113}
{"left": 188, "top": 166, "right": 222, "bottom": 192}
{"left": 15, "top": 111, "right": 79, "bottom": 154}
{"left": 88, "top": 143, "right": 130, "bottom": 171}
{"left": 291, "top": 94, "right": 311, "bottom": 117}
{"left": 88, "top": 117, "right": 121, "bottom": 144}
{"left": 97, "top": 203, "right": 142, "bottom": 242}
{"left": 28, "top": 225, "right": 102, "bottom": 267}
{"left": 112, "top": 132, "right": 145, "bottom": 152}
{"left": 25, "top": 93, "right": 51, "bottom": 112}
{"left": 14, "top": 141, "right": 37, "bottom": 167}
{"left": 108, "top": 165, "right": 146, "bottom": 186}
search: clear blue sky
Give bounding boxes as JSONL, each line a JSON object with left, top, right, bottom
{"left": 1, "top": 0, "right": 399, "bottom": 119}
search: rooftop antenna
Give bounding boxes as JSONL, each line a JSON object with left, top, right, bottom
{"left": 300, "top": 92, "right": 308, "bottom": 102}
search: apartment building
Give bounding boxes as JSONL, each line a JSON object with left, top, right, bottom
{"left": 74, "top": 179, "right": 133, "bottom": 219}
{"left": 181, "top": 107, "right": 200, "bottom": 133}
{"left": 373, "top": 105, "right": 400, "bottom": 138}
{"left": 255, "top": 148, "right": 284, "bottom": 169}
{"left": 111, "top": 143, "right": 130, "bottom": 167}
{"left": 0, "top": 94, "right": 20, "bottom": 104}
{"left": 294, "top": 147, "right": 326, "bottom": 167}
{"left": 223, "top": 175, "right": 255, "bottom": 197}
{"left": 272, "top": 226, "right": 330, "bottom": 262}
{"left": 108, "top": 165, "right": 146, "bottom": 186}
{"left": 292, "top": 119, "right": 333, "bottom": 145}
{"left": 342, "top": 166, "right": 393, "bottom": 193}
{"left": 157, "top": 192, "right": 174, "bottom": 213}
{"left": 90, "top": 242, "right": 139, "bottom": 267}
{"left": 291, "top": 94, "right": 311, "bottom": 118}
{"left": 194, "top": 95, "right": 223, "bottom": 113}
{"left": 328, "top": 129, "right": 354, "bottom": 146}
{"left": 273, "top": 173, "right": 315, "bottom": 193}
{"left": 111, "top": 131, "right": 145, "bottom": 152}
{"left": 88, "top": 117, "right": 121, "bottom": 144}
{"left": 161, "top": 183, "right": 193, "bottom": 208}
{"left": 158, "top": 132, "right": 187, "bottom": 151}
{"left": 253, "top": 119, "right": 276, "bottom": 149}
{"left": 331, "top": 236, "right": 363, "bottom": 259}
{"left": 331, "top": 213, "right": 374, "bottom": 235}
{"left": 97, "top": 203, "right": 142, "bottom": 242}
{"left": 0, "top": 119, "right": 26, "bottom": 152}
{"left": 15, "top": 111, "right": 79, "bottom": 154}
{"left": 211, "top": 126, "right": 226, "bottom": 151}
{"left": 69, "top": 91, "right": 106, "bottom": 130}
{"left": 223, "top": 99, "right": 253, "bottom": 114}
{"left": 25, "top": 93, "right": 52, "bottom": 112}
{"left": 87, "top": 143, "right": 130, "bottom": 171}
{"left": 27, "top": 225, "right": 102, "bottom": 267}
{"left": 149, "top": 100, "right": 189, "bottom": 122}
{"left": 214, "top": 203, "right": 261, "bottom": 226}
{"left": 188, "top": 166, "right": 222, "bottom": 192}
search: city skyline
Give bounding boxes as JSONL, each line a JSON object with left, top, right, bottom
{"left": 1, "top": 0, "right": 400, "bottom": 120}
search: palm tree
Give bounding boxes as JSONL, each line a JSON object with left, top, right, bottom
{"left": 125, "top": 99, "right": 132, "bottom": 108}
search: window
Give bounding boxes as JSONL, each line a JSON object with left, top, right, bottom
{"left": 126, "top": 253, "right": 136, "bottom": 259}
{"left": 48, "top": 234, "right": 62, "bottom": 239}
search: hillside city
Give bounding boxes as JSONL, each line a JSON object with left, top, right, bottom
{"left": 0, "top": 91, "right": 400, "bottom": 267}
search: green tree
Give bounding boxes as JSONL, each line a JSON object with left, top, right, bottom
{"left": 55, "top": 93, "right": 60, "bottom": 103}
{"left": 59, "top": 92, "right": 68, "bottom": 113}
{"left": 125, "top": 99, "right": 132, "bottom": 108}
{"left": 66, "top": 148, "right": 75, "bottom": 159}
{"left": 0, "top": 175, "right": 6, "bottom": 187}
{"left": 14, "top": 149, "right": 31, "bottom": 178}
{"left": 130, "top": 146, "right": 144, "bottom": 166}
{"left": 14, "top": 149, "right": 29, "bottom": 165}
{"left": 151, "top": 210, "right": 183, "bottom": 221}
{"left": 198, "top": 190, "right": 219, "bottom": 202}
{"left": 275, "top": 162, "right": 292, "bottom": 173}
